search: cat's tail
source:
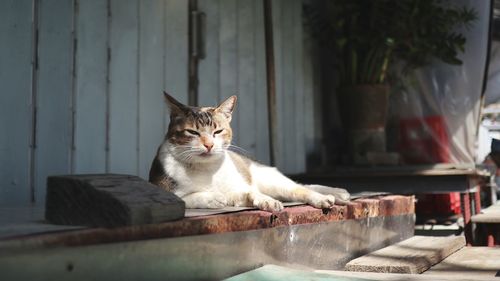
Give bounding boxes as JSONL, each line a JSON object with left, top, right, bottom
{"left": 305, "top": 184, "right": 350, "bottom": 205}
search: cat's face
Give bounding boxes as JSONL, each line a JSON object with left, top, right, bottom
{"left": 164, "top": 92, "right": 236, "bottom": 163}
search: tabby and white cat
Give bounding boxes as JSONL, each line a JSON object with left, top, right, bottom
{"left": 149, "top": 92, "right": 349, "bottom": 212}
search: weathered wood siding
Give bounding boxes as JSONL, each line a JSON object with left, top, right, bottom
{"left": 0, "top": 0, "right": 322, "bottom": 207}
{"left": 197, "top": 0, "right": 321, "bottom": 172}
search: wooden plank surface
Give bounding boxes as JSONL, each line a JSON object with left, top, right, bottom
{"left": 345, "top": 236, "right": 466, "bottom": 274}
{"left": 73, "top": 0, "right": 108, "bottom": 174}
{"left": 35, "top": 0, "right": 74, "bottom": 205}
{"left": 424, "top": 247, "right": 500, "bottom": 278}
{"left": 0, "top": 0, "right": 34, "bottom": 206}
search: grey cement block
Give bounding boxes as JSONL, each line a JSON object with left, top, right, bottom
{"left": 45, "top": 174, "right": 185, "bottom": 227}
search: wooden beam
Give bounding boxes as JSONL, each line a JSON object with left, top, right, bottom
{"left": 45, "top": 174, "right": 185, "bottom": 227}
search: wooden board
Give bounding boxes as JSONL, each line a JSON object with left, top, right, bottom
{"left": 138, "top": 0, "right": 166, "bottom": 179}
{"left": 219, "top": 0, "right": 239, "bottom": 145}
{"left": 228, "top": 264, "right": 500, "bottom": 281}
{"left": 35, "top": 0, "right": 74, "bottom": 205}
{"left": 0, "top": 0, "right": 34, "bottom": 206}
{"left": 164, "top": 0, "right": 189, "bottom": 104}
{"left": 424, "top": 247, "right": 500, "bottom": 278}
{"left": 471, "top": 212, "right": 500, "bottom": 223}
{"left": 345, "top": 236, "right": 465, "bottom": 274}
{"left": 108, "top": 0, "right": 139, "bottom": 175}
{"left": 472, "top": 201, "right": 500, "bottom": 223}
{"left": 45, "top": 174, "right": 185, "bottom": 227}
{"left": 318, "top": 269, "right": 500, "bottom": 281}
{"left": 73, "top": 0, "right": 108, "bottom": 174}
{"left": 237, "top": 0, "right": 257, "bottom": 157}
{"left": 198, "top": 0, "right": 221, "bottom": 106}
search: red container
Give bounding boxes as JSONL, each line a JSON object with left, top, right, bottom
{"left": 398, "top": 115, "right": 450, "bottom": 164}
{"left": 416, "top": 192, "right": 462, "bottom": 216}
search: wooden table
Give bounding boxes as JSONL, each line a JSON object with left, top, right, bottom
{"left": 291, "top": 164, "right": 493, "bottom": 244}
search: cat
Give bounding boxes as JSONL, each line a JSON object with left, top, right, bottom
{"left": 149, "top": 92, "right": 350, "bottom": 212}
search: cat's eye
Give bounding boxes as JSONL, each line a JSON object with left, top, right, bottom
{"left": 185, "top": 129, "right": 200, "bottom": 136}
{"left": 213, "top": 129, "right": 224, "bottom": 135}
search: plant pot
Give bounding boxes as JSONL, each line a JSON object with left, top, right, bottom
{"left": 338, "top": 84, "right": 390, "bottom": 164}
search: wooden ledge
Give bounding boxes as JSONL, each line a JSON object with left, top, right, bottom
{"left": 0, "top": 195, "right": 414, "bottom": 253}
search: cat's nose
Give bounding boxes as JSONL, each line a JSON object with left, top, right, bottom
{"left": 204, "top": 143, "right": 214, "bottom": 152}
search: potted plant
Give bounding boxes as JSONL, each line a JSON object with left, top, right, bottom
{"left": 305, "top": 0, "right": 477, "bottom": 164}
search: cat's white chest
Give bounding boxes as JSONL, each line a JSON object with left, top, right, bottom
{"left": 162, "top": 151, "right": 249, "bottom": 197}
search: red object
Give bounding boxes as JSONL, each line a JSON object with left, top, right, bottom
{"left": 416, "top": 192, "right": 462, "bottom": 216}
{"left": 398, "top": 115, "right": 450, "bottom": 164}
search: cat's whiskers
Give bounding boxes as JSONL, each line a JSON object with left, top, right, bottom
{"left": 227, "top": 144, "right": 250, "bottom": 156}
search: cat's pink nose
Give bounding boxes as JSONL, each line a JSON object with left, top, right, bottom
{"left": 204, "top": 143, "right": 213, "bottom": 152}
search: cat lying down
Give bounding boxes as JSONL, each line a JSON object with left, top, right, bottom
{"left": 149, "top": 93, "right": 350, "bottom": 212}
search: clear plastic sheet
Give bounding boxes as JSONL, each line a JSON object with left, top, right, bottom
{"left": 388, "top": 0, "right": 491, "bottom": 164}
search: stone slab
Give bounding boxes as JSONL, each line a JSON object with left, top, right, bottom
{"left": 345, "top": 236, "right": 465, "bottom": 274}
{"left": 45, "top": 174, "right": 185, "bottom": 227}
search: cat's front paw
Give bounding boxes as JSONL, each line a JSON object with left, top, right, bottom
{"left": 204, "top": 193, "right": 228, "bottom": 208}
{"left": 184, "top": 192, "right": 228, "bottom": 209}
{"left": 308, "top": 194, "right": 336, "bottom": 209}
{"left": 254, "top": 198, "right": 283, "bottom": 212}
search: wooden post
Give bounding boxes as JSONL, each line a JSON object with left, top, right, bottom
{"left": 263, "top": 0, "right": 277, "bottom": 166}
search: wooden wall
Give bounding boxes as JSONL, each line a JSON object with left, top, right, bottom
{"left": 0, "top": 0, "right": 322, "bottom": 207}
{"left": 198, "top": 0, "right": 322, "bottom": 172}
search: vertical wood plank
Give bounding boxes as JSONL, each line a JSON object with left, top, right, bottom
{"left": 237, "top": 0, "right": 257, "bottom": 157}
{"left": 280, "top": 0, "right": 297, "bottom": 173}
{"left": 254, "top": 0, "right": 270, "bottom": 164}
{"left": 138, "top": 0, "right": 166, "bottom": 179}
{"left": 303, "top": 18, "right": 317, "bottom": 164}
{"left": 271, "top": 0, "right": 284, "bottom": 170}
{"left": 165, "top": 0, "right": 189, "bottom": 106}
{"left": 108, "top": 0, "right": 139, "bottom": 174}
{"left": 302, "top": 13, "right": 324, "bottom": 169}
{"left": 198, "top": 0, "right": 221, "bottom": 107}
{"left": 219, "top": 0, "right": 239, "bottom": 146}
{"left": 35, "top": 0, "right": 74, "bottom": 205}
{"left": 0, "top": 0, "right": 34, "bottom": 206}
{"left": 73, "top": 0, "right": 108, "bottom": 174}
{"left": 293, "top": 0, "right": 305, "bottom": 173}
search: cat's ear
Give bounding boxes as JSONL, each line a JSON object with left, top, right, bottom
{"left": 164, "top": 91, "right": 187, "bottom": 117}
{"left": 216, "top": 95, "right": 237, "bottom": 121}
